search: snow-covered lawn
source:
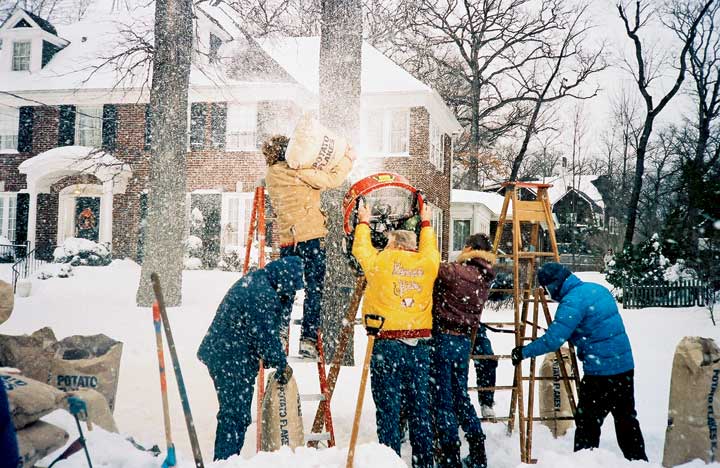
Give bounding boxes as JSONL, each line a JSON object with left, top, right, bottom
{"left": 2, "top": 262, "right": 719, "bottom": 467}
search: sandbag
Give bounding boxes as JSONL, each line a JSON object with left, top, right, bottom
{"left": 0, "top": 279, "right": 13, "bottom": 325}
{"left": 0, "top": 327, "right": 57, "bottom": 382}
{"left": 17, "top": 421, "right": 69, "bottom": 468}
{"left": 48, "top": 334, "right": 123, "bottom": 412}
{"left": 1, "top": 372, "right": 65, "bottom": 430}
{"left": 62, "top": 388, "right": 118, "bottom": 433}
{"left": 261, "top": 370, "right": 304, "bottom": 451}
{"left": 538, "top": 348, "right": 575, "bottom": 438}
{"left": 285, "top": 113, "right": 349, "bottom": 171}
{"left": 663, "top": 336, "right": 720, "bottom": 467}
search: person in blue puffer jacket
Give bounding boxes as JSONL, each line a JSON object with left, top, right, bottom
{"left": 511, "top": 262, "right": 647, "bottom": 461}
{"left": 198, "top": 256, "right": 304, "bottom": 460}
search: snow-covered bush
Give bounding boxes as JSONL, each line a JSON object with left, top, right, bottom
{"left": 37, "top": 263, "right": 74, "bottom": 280}
{"left": 184, "top": 257, "right": 203, "bottom": 270}
{"left": 0, "top": 236, "right": 14, "bottom": 263}
{"left": 184, "top": 235, "right": 203, "bottom": 270}
{"left": 606, "top": 234, "right": 698, "bottom": 289}
{"left": 53, "top": 238, "right": 112, "bottom": 267}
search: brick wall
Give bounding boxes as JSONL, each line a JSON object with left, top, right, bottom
{"left": 4, "top": 101, "right": 454, "bottom": 261}
{"left": 381, "top": 106, "right": 452, "bottom": 259}
{"left": 36, "top": 193, "right": 58, "bottom": 258}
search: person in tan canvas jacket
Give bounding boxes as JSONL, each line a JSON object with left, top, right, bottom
{"left": 264, "top": 134, "right": 354, "bottom": 358}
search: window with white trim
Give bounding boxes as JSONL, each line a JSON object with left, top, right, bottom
{"left": 429, "top": 119, "right": 444, "bottom": 171}
{"left": 0, "top": 107, "right": 19, "bottom": 152}
{"left": 363, "top": 108, "right": 410, "bottom": 156}
{"left": 75, "top": 106, "right": 103, "bottom": 147}
{"left": 0, "top": 193, "right": 17, "bottom": 242}
{"left": 220, "top": 192, "right": 253, "bottom": 251}
{"left": 226, "top": 104, "right": 257, "bottom": 151}
{"left": 426, "top": 201, "right": 443, "bottom": 251}
{"left": 12, "top": 41, "right": 31, "bottom": 71}
{"left": 452, "top": 219, "right": 471, "bottom": 251}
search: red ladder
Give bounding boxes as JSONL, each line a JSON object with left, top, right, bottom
{"left": 243, "top": 186, "right": 335, "bottom": 451}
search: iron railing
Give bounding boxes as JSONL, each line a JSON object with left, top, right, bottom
{"left": 11, "top": 245, "right": 49, "bottom": 292}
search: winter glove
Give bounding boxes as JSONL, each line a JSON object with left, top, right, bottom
{"left": 511, "top": 346, "right": 524, "bottom": 366}
{"left": 275, "top": 365, "right": 293, "bottom": 385}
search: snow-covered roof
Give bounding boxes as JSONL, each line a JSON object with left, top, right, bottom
{"left": 255, "top": 37, "right": 430, "bottom": 95}
{"left": 19, "top": 145, "right": 132, "bottom": 193}
{"left": 543, "top": 174, "right": 604, "bottom": 210}
{"left": 451, "top": 190, "right": 510, "bottom": 217}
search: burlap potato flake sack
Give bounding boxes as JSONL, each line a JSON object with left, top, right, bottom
{"left": 17, "top": 421, "right": 69, "bottom": 467}
{"left": 1, "top": 372, "right": 65, "bottom": 429}
{"left": 285, "top": 113, "right": 349, "bottom": 171}
{"left": 539, "top": 348, "right": 576, "bottom": 438}
{"left": 261, "top": 370, "right": 304, "bottom": 451}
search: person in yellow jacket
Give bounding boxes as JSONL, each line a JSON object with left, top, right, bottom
{"left": 264, "top": 135, "right": 354, "bottom": 358}
{"left": 352, "top": 200, "right": 439, "bottom": 468}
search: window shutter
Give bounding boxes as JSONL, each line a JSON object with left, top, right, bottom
{"left": 57, "top": 105, "right": 76, "bottom": 146}
{"left": 17, "top": 106, "right": 33, "bottom": 152}
{"left": 190, "top": 103, "right": 207, "bottom": 150}
{"left": 15, "top": 193, "right": 29, "bottom": 246}
{"left": 210, "top": 103, "right": 226, "bottom": 149}
{"left": 144, "top": 104, "right": 152, "bottom": 150}
{"left": 102, "top": 104, "right": 118, "bottom": 151}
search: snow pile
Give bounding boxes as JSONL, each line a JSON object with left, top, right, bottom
{"left": 2, "top": 264, "right": 720, "bottom": 467}
{"left": 0, "top": 236, "right": 12, "bottom": 245}
{"left": 53, "top": 238, "right": 112, "bottom": 266}
{"left": 37, "top": 263, "right": 74, "bottom": 280}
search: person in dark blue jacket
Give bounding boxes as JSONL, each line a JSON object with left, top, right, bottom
{"left": 511, "top": 262, "right": 647, "bottom": 461}
{"left": 198, "top": 256, "right": 304, "bottom": 460}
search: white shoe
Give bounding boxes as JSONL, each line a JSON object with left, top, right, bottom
{"left": 481, "top": 405, "right": 495, "bottom": 418}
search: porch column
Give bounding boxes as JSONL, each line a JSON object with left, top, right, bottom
{"left": 99, "top": 181, "right": 114, "bottom": 245}
{"left": 26, "top": 184, "right": 38, "bottom": 250}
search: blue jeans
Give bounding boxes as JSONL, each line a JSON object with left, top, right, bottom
{"left": 371, "top": 339, "right": 434, "bottom": 468}
{"left": 472, "top": 325, "right": 497, "bottom": 407}
{"left": 280, "top": 238, "right": 326, "bottom": 342}
{"left": 432, "top": 333, "right": 484, "bottom": 448}
{"left": 207, "top": 354, "right": 257, "bottom": 460}
{"left": 0, "top": 377, "right": 20, "bottom": 468}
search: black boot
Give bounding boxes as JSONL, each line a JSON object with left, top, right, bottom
{"left": 463, "top": 432, "right": 487, "bottom": 468}
{"left": 437, "top": 441, "right": 461, "bottom": 468}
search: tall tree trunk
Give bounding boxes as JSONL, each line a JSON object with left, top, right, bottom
{"left": 319, "top": 0, "right": 362, "bottom": 364}
{"left": 623, "top": 118, "right": 653, "bottom": 248}
{"left": 135, "top": 0, "right": 192, "bottom": 306}
{"left": 467, "top": 76, "right": 481, "bottom": 189}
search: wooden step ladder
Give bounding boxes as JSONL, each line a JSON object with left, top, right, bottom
{"left": 471, "top": 181, "right": 582, "bottom": 464}
{"left": 243, "top": 186, "right": 336, "bottom": 451}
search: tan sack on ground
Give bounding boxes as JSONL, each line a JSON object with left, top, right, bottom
{"left": 17, "top": 421, "right": 69, "bottom": 468}
{"left": 0, "top": 279, "right": 13, "bottom": 325}
{"left": 663, "top": 336, "right": 720, "bottom": 467}
{"left": 0, "top": 327, "right": 57, "bottom": 382}
{"left": 62, "top": 388, "right": 118, "bottom": 432}
{"left": 47, "top": 334, "right": 123, "bottom": 412}
{"left": 2, "top": 372, "right": 65, "bottom": 429}
{"left": 285, "top": 113, "right": 349, "bottom": 171}
{"left": 261, "top": 370, "right": 304, "bottom": 451}
{"left": 539, "top": 348, "right": 576, "bottom": 438}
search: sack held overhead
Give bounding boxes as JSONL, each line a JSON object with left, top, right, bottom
{"left": 285, "top": 114, "right": 349, "bottom": 171}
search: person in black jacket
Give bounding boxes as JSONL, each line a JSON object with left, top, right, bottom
{"left": 431, "top": 233, "right": 495, "bottom": 468}
{"left": 197, "top": 256, "right": 304, "bottom": 460}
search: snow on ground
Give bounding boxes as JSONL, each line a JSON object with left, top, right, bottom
{"left": 1, "top": 263, "right": 719, "bottom": 467}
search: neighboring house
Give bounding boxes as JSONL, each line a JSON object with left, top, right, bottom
{"left": 0, "top": 3, "right": 461, "bottom": 263}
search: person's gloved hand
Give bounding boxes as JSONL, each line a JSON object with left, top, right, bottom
{"left": 275, "top": 365, "right": 293, "bottom": 385}
{"left": 511, "top": 346, "right": 524, "bottom": 366}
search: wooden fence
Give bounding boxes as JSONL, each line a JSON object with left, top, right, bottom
{"left": 623, "top": 280, "right": 710, "bottom": 309}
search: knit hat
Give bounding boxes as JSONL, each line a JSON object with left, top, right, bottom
{"left": 262, "top": 135, "right": 289, "bottom": 166}
{"left": 537, "top": 262, "right": 572, "bottom": 300}
{"left": 265, "top": 256, "right": 304, "bottom": 296}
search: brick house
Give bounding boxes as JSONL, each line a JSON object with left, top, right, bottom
{"left": 0, "top": 4, "right": 461, "bottom": 263}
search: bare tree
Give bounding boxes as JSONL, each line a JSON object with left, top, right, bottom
{"left": 136, "top": 0, "right": 193, "bottom": 306}
{"left": 510, "top": 3, "right": 605, "bottom": 180}
{"left": 617, "top": 0, "right": 715, "bottom": 248}
{"left": 667, "top": 0, "right": 720, "bottom": 256}
{"left": 318, "top": 0, "right": 362, "bottom": 361}
{"left": 394, "top": 0, "right": 572, "bottom": 189}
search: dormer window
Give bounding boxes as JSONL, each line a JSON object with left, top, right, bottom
{"left": 12, "top": 41, "right": 31, "bottom": 71}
